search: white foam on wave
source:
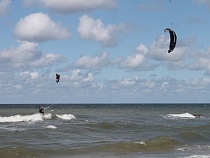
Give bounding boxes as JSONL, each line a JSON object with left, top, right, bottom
{"left": 178, "top": 145, "right": 210, "bottom": 158}
{"left": 180, "top": 155, "right": 210, "bottom": 158}
{"left": 43, "top": 113, "right": 52, "bottom": 119}
{"left": 134, "top": 141, "right": 146, "bottom": 146}
{"left": 0, "top": 125, "right": 26, "bottom": 132}
{"left": 164, "top": 113, "right": 195, "bottom": 119}
{"left": 46, "top": 125, "right": 57, "bottom": 129}
{"left": 0, "top": 113, "right": 52, "bottom": 123}
{"left": 55, "top": 114, "right": 76, "bottom": 120}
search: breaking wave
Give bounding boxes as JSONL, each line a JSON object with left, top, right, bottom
{"left": 55, "top": 114, "right": 76, "bottom": 120}
{"left": 0, "top": 113, "right": 52, "bottom": 123}
{"left": 163, "top": 113, "right": 199, "bottom": 119}
{"left": 0, "top": 113, "right": 76, "bottom": 123}
{"left": 46, "top": 125, "right": 57, "bottom": 129}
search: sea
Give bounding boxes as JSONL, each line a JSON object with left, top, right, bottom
{"left": 0, "top": 104, "right": 210, "bottom": 158}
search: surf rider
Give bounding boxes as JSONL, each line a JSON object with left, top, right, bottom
{"left": 39, "top": 106, "right": 44, "bottom": 115}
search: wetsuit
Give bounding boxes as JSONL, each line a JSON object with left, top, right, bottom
{"left": 39, "top": 108, "right": 44, "bottom": 115}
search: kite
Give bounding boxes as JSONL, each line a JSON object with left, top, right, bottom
{"left": 56, "top": 74, "right": 60, "bottom": 83}
{"left": 164, "top": 28, "right": 177, "bottom": 53}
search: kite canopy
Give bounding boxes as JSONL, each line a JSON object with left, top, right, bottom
{"left": 56, "top": 74, "right": 60, "bottom": 83}
{"left": 164, "top": 28, "right": 177, "bottom": 53}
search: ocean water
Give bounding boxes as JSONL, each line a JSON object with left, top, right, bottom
{"left": 0, "top": 104, "right": 210, "bottom": 158}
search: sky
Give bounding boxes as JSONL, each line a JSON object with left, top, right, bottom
{"left": 0, "top": 0, "right": 210, "bottom": 104}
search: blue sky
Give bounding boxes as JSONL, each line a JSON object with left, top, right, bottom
{"left": 0, "top": 0, "right": 210, "bottom": 104}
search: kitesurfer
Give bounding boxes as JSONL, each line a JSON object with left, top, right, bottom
{"left": 193, "top": 114, "right": 201, "bottom": 118}
{"left": 39, "top": 106, "right": 44, "bottom": 115}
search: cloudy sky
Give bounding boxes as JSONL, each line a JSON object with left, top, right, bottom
{"left": 0, "top": 0, "right": 210, "bottom": 104}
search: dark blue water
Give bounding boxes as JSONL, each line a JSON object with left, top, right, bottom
{"left": 0, "top": 104, "right": 210, "bottom": 158}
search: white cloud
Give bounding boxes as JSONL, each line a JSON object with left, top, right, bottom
{"left": 77, "top": 15, "right": 125, "bottom": 47}
{"left": 188, "top": 48, "right": 210, "bottom": 74}
{"left": 30, "top": 72, "right": 39, "bottom": 79}
{"left": 0, "top": 41, "right": 39, "bottom": 68}
{"left": 119, "top": 53, "right": 145, "bottom": 69}
{"left": 70, "top": 69, "right": 87, "bottom": 81}
{"left": 149, "top": 35, "right": 186, "bottom": 62}
{"left": 24, "top": 0, "right": 117, "bottom": 13}
{"left": 114, "top": 34, "right": 191, "bottom": 71}
{"left": 136, "top": 44, "right": 148, "bottom": 54}
{"left": 116, "top": 44, "right": 155, "bottom": 70}
{"left": 30, "top": 53, "right": 64, "bottom": 67}
{"left": 118, "top": 77, "right": 139, "bottom": 87}
{"left": 68, "top": 69, "right": 94, "bottom": 88}
{"left": 0, "top": 41, "right": 66, "bottom": 70}
{"left": 20, "top": 71, "right": 39, "bottom": 79}
{"left": 0, "top": 0, "right": 10, "bottom": 17}
{"left": 75, "top": 52, "right": 109, "bottom": 69}
{"left": 14, "top": 12, "right": 70, "bottom": 42}
{"left": 14, "top": 84, "right": 23, "bottom": 90}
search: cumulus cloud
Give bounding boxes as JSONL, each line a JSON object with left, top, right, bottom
{"left": 188, "top": 48, "right": 210, "bottom": 75}
{"left": 149, "top": 35, "right": 186, "bottom": 62}
{"left": 55, "top": 70, "right": 105, "bottom": 92}
{"left": 77, "top": 15, "right": 125, "bottom": 47}
{"left": 0, "top": 0, "right": 10, "bottom": 17}
{"left": 0, "top": 41, "right": 66, "bottom": 70}
{"left": 0, "top": 42, "right": 39, "bottom": 68}
{"left": 58, "top": 69, "right": 97, "bottom": 88}
{"left": 116, "top": 44, "right": 155, "bottom": 70}
{"left": 30, "top": 53, "right": 64, "bottom": 67}
{"left": 118, "top": 76, "right": 139, "bottom": 87}
{"left": 14, "top": 12, "right": 70, "bottom": 42}
{"left": 20, "top": 71, "right": 39, "bottom": 80}
{"left": 119, "top": 53, "right": 145, "bottom": 69}
{"left": 75, "top": 52, "right": 109, "bottom": 69}
{"left": 70, "top": 69, "right": 93, "bottom": 82}
{"left": 24, "top": 0, "right": 117, "bottom": 13}
{"left": 115, "top": 34, "right": 190, "bottom": 71}
{"left": 136, "top": 44, "right": 148, "bottom": 54}
{"left": 70, "top": 33, "right": 190, "bottom": 72}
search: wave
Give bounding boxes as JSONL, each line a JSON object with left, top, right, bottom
{"left": 46, "top": 125, "right": 57, "bottom": 129}
{"left": 1, "top": 145, "right": 210, "bottom": 158}
{"left": 0, "top": 136, "right": 182, "bottom": 156}
{"left": 85, "top": 121, "right": 140, "bottom": 131}
{"left": 0, "top": 113, "right": 76, "bottom": 123}
{"left": 181, "top": 155, "right": 210, "bottom": 158}
{"left": 177, "top": 145, "right": 210, "bottom": 158}
{"left": 176, "top": 131, "right": 210, "bottom": 144}
{"left": 0, "top": 113, "right": 52, "bottom": 123}
{"left": 163, "top": 113, "right": 199, "bottom": 119}
{"left": 83, "top": 136, "right": 182, "bottom": 153}
{"left": 55, "top": 114, "right": 76, "bottom": 120}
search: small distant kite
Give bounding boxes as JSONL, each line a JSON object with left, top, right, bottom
{"left": 56, "top": 74, "right": 60, "bottom": 83}
{"left": 164, "top": 28, "right": 177, "bottom": 53}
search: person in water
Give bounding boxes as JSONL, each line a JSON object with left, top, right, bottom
{"left": 39, "top": 106, "right": 44, "bottom": 115}
{"left": 193, "top": 114, "right": 201, "bottom": 118}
